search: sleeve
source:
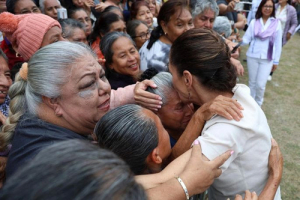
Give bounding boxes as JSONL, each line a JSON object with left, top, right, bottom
{"left": 197, "top": 123, "right": 251, "bottom": 172}
{"left": 288, "top": 6, "right": 298, "bottom": 34}
{"left": 273, "top": 22, "right": 282, "bottom": 65}
{"left": 109, "top": 84, "right": 135, "bottom": 110}
{"left": 242, "top": 19, "right": 254, "bottom": 45}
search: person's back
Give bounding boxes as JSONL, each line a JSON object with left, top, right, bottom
{"left": 198, "top": 84, "right": 281, "bottom": 199}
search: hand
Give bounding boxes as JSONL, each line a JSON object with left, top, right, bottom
{"left": 95, "top": 2, "right": 109, "bottom": 12}
{"left": 134, "top": 80, "right": 163, "bottom": 111}
{"left": 0, "top": 112, "right": 6, "bottom": 126}
{"left": 197, "top": 95, "right": 244, "bottom": 122}
{"left": 230, "top": 57, "right": 244, "bottom": 76}
{"left": 226, "top": 1, "right": 236, "bottom": 12}
{"left": 226, "top": 40, "right": 240, "bottom": 59}
{"left": 286, "top": 32, "right": 291, "bottom": 41}
{"left": 179, "top": 141, "right": 232, "bottom": 196}
{"left": 268, "top": 138, "right": 283, "bottom": 185}
{"left": 235, "top": 190, "right": 258, "bottom": 200}
{"left": 0, "top": 156, "right": 7, "bottom": 189}
{"left": 271, "top": 65, "right": 278, "bottom": 72}
{"left": 84, "top": 0, "right": 95, "bottom": 7}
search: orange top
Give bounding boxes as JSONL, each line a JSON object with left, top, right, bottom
{"left": 91, "top": 37, "right": 105, "bottom": 60}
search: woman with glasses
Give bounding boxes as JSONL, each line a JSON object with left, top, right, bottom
{"left": 127, "top": 20, "right": 150, "bottom": 50}
{"left": 242, "top": 0, "right": 282, "bottom": 106}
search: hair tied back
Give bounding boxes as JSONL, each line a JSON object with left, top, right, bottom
{"left": 19, "top": 63, "right": 28, "bottom": 81}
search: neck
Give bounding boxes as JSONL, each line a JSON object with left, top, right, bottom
{"left": 262, "top": 16, "right": 269, "bottom": 23}
{"left": 280, "top": 2, "right": 287, "bottom": 7}
{"left": 159, "top": 35, "right": 172, "bottom": 45}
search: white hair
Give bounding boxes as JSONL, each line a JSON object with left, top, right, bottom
{"left": 39, "top": 0, "right": 61, "bottom": 13}
{"left": 213, "top": 16, "right": 232, "bottom": 38}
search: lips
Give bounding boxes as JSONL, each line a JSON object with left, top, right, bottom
{"left": 128, "top": 63, "right": 139, "bottom": 71}
{"left": 98, "top": 98, "right": 110, "bottom": 112}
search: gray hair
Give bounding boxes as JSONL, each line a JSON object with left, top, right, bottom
{"left": 191, "top": 0, "right": 219, "bottom": 18}
{"left": 0, "top": 49, "right": 8, "bottom": 63}
{"left": 100, "top": 31, "right": 136, "bottom": 69}
{"left": 0, "top": 41, "right": 96, "bottom": 151}
{"left": 213, "top": 16, "right": 232, "bottom": 38}
{"left": 95, "top": 104, "right": 159, "bottom": 175}
{"left": 39, "top": 0, "right": 61, "bottom": 13}
{"left": 59, "top": 18, "right": 85, "bottom": 39}
{"left": 147, "top": 72, "right": 173, "bottom": 105}
{"left": 0, "top": 140, "right": 147, "bottom": 200}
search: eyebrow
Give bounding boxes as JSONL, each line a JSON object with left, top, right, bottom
{"left": 78, "top": 72, "right": 96, "bottom": 83}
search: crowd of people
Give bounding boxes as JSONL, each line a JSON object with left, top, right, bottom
{"left": 0, "top": 0, "right": 293, "bottom": 199}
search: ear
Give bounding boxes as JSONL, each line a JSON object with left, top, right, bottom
{"left": 149, "top": 148, "right": 162, "bottom": 164}
{"left": 160, "top": 21, "right": 168, "bottom": 35}
{"left": 183, "top": 70, "right": 193, "bottom": 89}
{"left": 42, "top": 96, "right": 63, "bottom": 117}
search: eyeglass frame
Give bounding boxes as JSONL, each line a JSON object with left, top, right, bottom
{"left": 132, "top": 31, "right": 151, "bottom": 40}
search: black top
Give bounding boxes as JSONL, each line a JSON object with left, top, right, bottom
{"left": 108, "top": 70, "right": 136, "bottom": 90}
{"left": 5, "top": 115, "right": 88, "bottom": 180}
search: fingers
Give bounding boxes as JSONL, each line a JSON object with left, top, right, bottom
{"left": 210, "top": 150, "right": 232, "bottom": 177}
{"left": 234, "top": 194, "right": 243, "bottom": 200}
{"left": 211, "top": 96, "right": 244, "bottom": 121}
{"left": 141, "top": 79, "right": 158, "bottom": 89}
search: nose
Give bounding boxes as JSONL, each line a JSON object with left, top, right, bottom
{"left": 54, "top": 8, "right": 58, "bottom": 14}
{"left": 98, "top": 79, "right": 111, "bottom": 96}
{"left": 127, "top": 53, "right": 136, "bottom": 62}
{"left": 205, "top": 20, "right": 212, "bottom": 29}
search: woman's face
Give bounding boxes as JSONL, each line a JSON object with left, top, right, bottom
{"left": 261, "top": 0, "right": 274, "bottom": 18}
{"left": 72, "top": 10, "right": 92, "bottom": 36}
{"left": 109, "top": 37, "right": 140, "bottom": 77}
{"left": 162, "top": 8, "right": 194, "bottom": 43}
{"left": 69, "top": 28, "right": 88, "bottom": 45}
{"left": 136, "top": 6, "right": 153, "bottom": 27}
{"left": 14, "top": 0, "right": 41, "bottom": 14}
{"left": 134, "top": 23, "right": 150, "bottom": 49}
{"left": 57, "top": 55, "right": 111, "bottom": 135}
{"left": 72, "top": 0, "right": 84, "bottom": 7}
{"left": 109, "top": 20, "right": 127, "bottom": 33}
{"left": 0, "top": 57, "right": 12, "bottom": 104}
{"left": 158, "top": 89, "right": 194, "bottom": 134}
{"left": 41, "top": 26, "right": 66, "bottom": 47}
{"left": 145, "top": 0, "right": 156, "bottom": 16}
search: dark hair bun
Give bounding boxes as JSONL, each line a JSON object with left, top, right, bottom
{"left": 139, "top": 68, "right": 159, "bottom": 81}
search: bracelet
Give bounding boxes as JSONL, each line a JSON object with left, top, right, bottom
{"left": 175, "top": 176, "right": 189, "bottom": 200}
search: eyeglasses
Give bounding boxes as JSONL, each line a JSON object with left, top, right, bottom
{"left": 133, "top": 31, "right": 150, "bottom": 40}
{"left": 263, "top": 5, "right": 273, "bottom": 9}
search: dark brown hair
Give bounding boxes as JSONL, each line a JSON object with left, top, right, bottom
{"left": 170, "top": 28, "right": 236, "bottom": 93}
{"left": 255, "top": 0, "right": 275, "bottom": 19}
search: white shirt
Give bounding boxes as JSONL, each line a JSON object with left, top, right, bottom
{"left": 197, "top": 84, "right": 281, "bottom": 200}
{"left": 242, "top": 17, "right": 282, "bottom": 65}
{"left": 247, "top": 0, "right": 261, "bottom": 24}
{"left": 276, "top": 5, "right": 287, "bottom": 32}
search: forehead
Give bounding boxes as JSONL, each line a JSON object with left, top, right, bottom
{"left": 112, "top": 37, "right": 134, "bottom": 51}
{"left": 170, "top": 8, "right": 192, "bottom": 21}
{"left": 74, "top": 10, "right": 87, "bottom": 18}
{"left": 45, "top": 0, "right": 60, "bottom": 7}
{"left": 15, "top": 0, "right": 36, "bottom": 9}
{"left": 136, "top": 23, "right": 148, "bottom": 32}
{"left": 110, "top": 20, "right": 125, "bottom": 29}
{"left": 72, "top": 28, "right": 85, "bottom": 36}
{"left": 199, "top": 9, "right": 215, "bottom": 18}
{"left": 138, "top": 6, "right": 150, "bottom": 12}
{"left": 71, "top": 55, "right": 101, "bottom": 76}
{"left": 264, "top": 0, "right": 273, "bottom": 5}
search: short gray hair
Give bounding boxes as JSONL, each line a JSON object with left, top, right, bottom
{"left": 213, "top": 16, "right": 232, "bottom": 38}
{"left": 59, "top": 18, "right": 85, "bottom": 39}
{"left": 147, "top": 72, "right": 174, "bottom": 105}
{"left": 39, "top": 0, "right": 61, "bottom": 13}
{"left": 191, "top": 0, "right": 219, "bottom": 18}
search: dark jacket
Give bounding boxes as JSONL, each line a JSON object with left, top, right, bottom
{"left": 5, "top": 115, "right": 87, "bottom": 179}
{"left": 108, "top": 70, "right": 136, "bottom": 90}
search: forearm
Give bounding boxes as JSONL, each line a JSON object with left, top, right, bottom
{"left": 110, "top": 84, "right": 135, "bottom": 109}
{"left": 258, "top": 174, "right": 280, "bottom": 199}
{"left": 170, "top": 116, "right": 204, "bottom": 160}
{"left": 218, "top": 4, "right": 228, "bottom": 15}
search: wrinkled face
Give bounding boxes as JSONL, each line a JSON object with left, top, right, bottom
{"left": 110, "top": 37, "right": 140, "bottom": 78}
{"left": 44, "top": 0, "right": 61, "bottom": 20}
{"left": 143, "top": 109, "right": 171, "bottom": 171}
{"left": 109, "top": 20, "right": 127, "bottom": 33}
{"left": 72, "top": 0, "right": 84, "bottom": 7}
{"left": 158, "top": 89, "right": 194, "bottom": 134}
{"left": 0, "top": 57, "right": 12, "bottom": 104}
{"left": 145, "top": 0, "right": 156, "bottom": 15}
{"left": 57, "top": 55, "right": 111, "bottom": 135}
{"left": 14, "top": 0, "right": 41, "bottom": 14}
{"left": 41, "top": 26, "right": 66, "bottom": 47}
{"left": 134, "top": 23, "right": 150, "bottom": 49}
{"left": 136, "top": 6, "right": 153, "bottom": 27}
{"left": 72, "top": 10, "right": 92, "bottom": 36}
{"left": 69, "top": 28, "right": 88, "bottom": 45}
{"left": 162, "top": 8, "right": 194, "bottom": 43}
{"left": 262, "top": 0, "right": 274, "bottom": 18}
{"left": 0, "top": 0, "right": 6, "bottom": 13}
{"left": 193, "top": 9, "right": 215, "bottom": 29}
{"left": 168, "top": 63, "right": 190, "bottom": 104}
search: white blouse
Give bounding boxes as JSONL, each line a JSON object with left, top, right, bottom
{"left": 276, "top": 5, "right": 287, "bottom": 33}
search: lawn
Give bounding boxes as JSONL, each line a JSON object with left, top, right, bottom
{"left": 238, "top": 33, "right": 300, "bottom": 199}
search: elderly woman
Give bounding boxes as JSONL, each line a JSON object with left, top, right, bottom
{"left": 68, "top": 7, "right": 93, "bottom": 36}
{"left": 213, "top": 16, "right": 232, "bottom": 38}
{"left": 0, "top": 42, "right": 238, "bottom": 199}
{"left": 59, "top": 18, "right": 88, "bottom": 44}
{"left": 168, "top": 28, "right": 281, "bottom": 199}
{"left": 0, "top": 140, "right": 147, "bottom": 199}
{"left": 127, "top": 20, "right": 150, "bottom": 50}
{"left": 100, "top": 31, "right": 141, "bottom": 89}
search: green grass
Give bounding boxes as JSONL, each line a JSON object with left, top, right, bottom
{"left": 238, "top": 33, "right": 300, "bottom": 199}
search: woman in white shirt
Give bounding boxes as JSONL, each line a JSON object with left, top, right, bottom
{"left": 168, "top": 28, "right": 281, "bottom": 199}
{"left": 242, "top": 0, "right": 282, "bottom": 106}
